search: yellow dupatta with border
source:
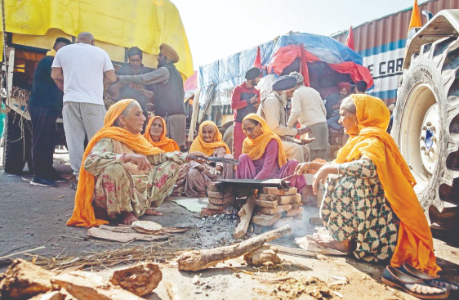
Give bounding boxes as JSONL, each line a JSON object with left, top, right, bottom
{"left": 189, "top": 120, "right": 230, "bottom": 156}
{"left": 143, "top": 116, "right": 180, "bottom": 152}
{"left": 242, "top": 114, "right": 287, "bottom": 167}
{"left": 335, "top": 94, "right": 440, "bottom": 275}
{"left": 67, "top": 99, "right": 164, "bottom": 228}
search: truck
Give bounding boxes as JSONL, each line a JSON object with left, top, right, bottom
{"left": 192, "top": 32, "right": 373, "bottom": 154}
{"left": 1, "top": 0, "right": 193, "bottom": 175}
{"left": 391, "top": 9, "right": 459, "bottom": 233}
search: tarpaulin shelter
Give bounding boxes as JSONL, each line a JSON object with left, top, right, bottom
{"left": 0, "top": 0, "right": 194, "bottom": 79}
{"left": 197, "top": 32, "right": 373, "bottom": 106}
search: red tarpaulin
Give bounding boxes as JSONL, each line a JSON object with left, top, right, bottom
{"left": 345, "top": 26, "right": 355, "bottom": 50}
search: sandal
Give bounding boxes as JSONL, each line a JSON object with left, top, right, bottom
{"left": 382, "top": 266, "right": 449, "bottom": 299}
{"left": 401, "top": 263, "right": 459, "bottom": 295}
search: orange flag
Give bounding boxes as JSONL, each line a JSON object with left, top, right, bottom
{"left": 345, "top": 26, "right": 355, "bottom": 50}
{"left": 408, "top": 0, "right": 422, "bottom": 32}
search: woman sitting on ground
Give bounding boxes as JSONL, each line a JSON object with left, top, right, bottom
{"left": 184, "top": 121, "right": 234, "bottom": 197}
{"left": 67, "top": 99, "right": 189, "bottom": 227}
{"left": 144, "top": 116, "right": 180, "bottom": 152}
{"left": 296, "top": 95, "right": 450, "bottom": 298}
{"left": 237, "top": 114, "right": 306, "bottom": 195}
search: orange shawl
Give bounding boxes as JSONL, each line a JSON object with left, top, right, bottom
{"left": 335, "top": 94, "right": 440, "bottom": 275}
{"left": 189, "top": 120, "right": 230, "bottom": 156}
{"left": 242, "top": 114, "right": 287, "bottom": 167}
{"left": 143, "top": 116, "right": 180, "bottom": 152}
{"left": 67, "top": 99, "right": 164, "bottom": 228}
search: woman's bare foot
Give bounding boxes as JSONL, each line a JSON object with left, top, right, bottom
{"left": 120, "top": 212, "right": 138, "bottom": 225}
{"left": 145, "top": 208, "right": 163, "bottom": 216}
{"left": 313, "top": 233, "right": 354, "bottom": 253}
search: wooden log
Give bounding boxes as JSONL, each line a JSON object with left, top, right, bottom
{"left": 0, "top": 259, "right": 54, "bottom": 299}
{"left": 109, "top": 263, "right": 162, "bottom": 296}
{"left": 252, "top": 213, "right": 282, "bottom": 226}
{"left": 258, "top": 194, "right": 279, "bottom": 201}
{"left": 259, "top": 204, "right": 292, "bottom": 215}
{"left": 285, "top": 207, "right": 304, "bottom": 217}
{"left": 208, "top": 195, "right": 236, "bottom": 206}
{"left": 262, "top": 187, "right": 297, "bottom": 196}
{"left": 243, "top": 246, "right": 281, "bottom": 266}
{"left": 177, "top": 225, "right": 292, "bottom": 271}
{"left": 233, "top": 196, "right": 256, "bottom": 239}
{"left": 255, "top": 199, "right": 278, "bottom": 208}
{"left": 52, "top": 271, "right": 143, "bottom": 300}
{"left": 277, "top": 194, "right": 301, "bottom": 205}
{"left": 291, "top": 202, "right": 302, "bottom": 210}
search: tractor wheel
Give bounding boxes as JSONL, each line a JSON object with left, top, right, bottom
{"left": 392, "top": 36, "right": 459, "bottom": 233}
{"left": 222, "top": 124, "right": 234, "bottom": 154}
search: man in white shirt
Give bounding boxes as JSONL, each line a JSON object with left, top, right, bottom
{"left": 287, "top": 72, "right": 329, "bottom": 160}
{"left": 258, "top": 75, "right": 311, "bottom": 163}
{"left": 51, "top": 32, "right": 116, "bottom": 188}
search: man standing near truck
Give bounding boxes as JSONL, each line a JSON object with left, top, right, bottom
{"left": 51, "top": 32, "right": 116, "bottom": 189}
{"left": 231, "top": 67, "right": 261, "bottom": 159}
{"left": 28, "top": 37, "right": 71, "bottom": 187}
{"left": 117, "top": 43, "right": 186, "bottom": 151}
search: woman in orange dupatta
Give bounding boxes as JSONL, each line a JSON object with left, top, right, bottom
{"left": 144, "top": 116, "right": 180, "bottom": 152}
{"left": 67, "top": 99, "right": 187, "bottom": 227}
{"left": 236, "top": 114, "right": 306, "bottom": 194}
{"left": 184, "top": 120, "right": 234, "bottom": 197}
{"left": 295, "top": 95, "right": 447, "bottom": 298}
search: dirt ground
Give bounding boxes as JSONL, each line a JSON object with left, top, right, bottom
{"left": 1, "top": 148, "right": 459, "bottom": 300}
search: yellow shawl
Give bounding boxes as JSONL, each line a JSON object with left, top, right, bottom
{"left": 143, "top": 116, "right": 180, "bottom": 153}
{"left": 242, "top": 114, "right": 287, "bottom": 167}
{"left": 335, "top": 94, "right": 440, "bottom": 275}
{"left": 189, "top": 120, "right": 230, "bottom": 156}
{"left": 67, "top": 99, "right": 164, "bottom": 228}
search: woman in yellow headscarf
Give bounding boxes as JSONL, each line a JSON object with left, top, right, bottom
{"left": 295, "top": 95, "right": 448, "bottom": 299}
{"left": 184, "top": 120, "right": 234, "bottom": 197}
{"left": 237, "top": 114, "right": 306, "bottom": 194}
{"left": 144, "top": 116, "right": 180, "bottom": 152}
{"left": 67, "top": 99, "right": 187, "bottom": 227}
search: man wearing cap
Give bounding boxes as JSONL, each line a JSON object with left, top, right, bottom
{"left": 231, "top": 67, "right": 261, "bottom": 158}
{"left": 287, "top": 72, "right": 329, "bottom": 160}
{"left": 116, "top": 43, "right": 186, "bottom": 150}
{"left": 257, "top": 75, "right": 311, "bottom": 163}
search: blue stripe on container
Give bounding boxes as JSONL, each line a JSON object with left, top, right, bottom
{"left": 358, "top": 39, "right": 407, "bottom": 58}
{"left": 367, "top": 88, "right": 398, "bottom": 100}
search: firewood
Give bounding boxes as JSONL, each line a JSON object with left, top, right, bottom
{"left": 277, "top": 194, "right": 301, "bottom": 205}
{"left": 259, "top": 204, "right": 292, "bottom": 215}
{"left": 255, "top": 199, "right": 278, "bottom": 208}
{"left": 243, "top": 246, "right": 281, "bottom": 266}
{"left": 29, "top": 291, "right": 66, "bottom": 300}
{"left": 208, "top": 195, "right": 236, "bottom": 206}
{"left": 207, "top": 190, "right": 234, "bottom": 199}
{"left": 285, "top": 207, "right": 304, "bottom": 217}
{"left": 233, "top": 196, "right": 256, "bottom": 239}
{"left": 252, "top": 213, "right": 282, "bottom": 226}
{"left": 177, "top": 225, "right": 292, "bottom": 271}
{"left": 0, "top": 259, "right": 54, "bottom": 299}
{"left": 262, "top": 187, "right": 297, "bottom": 195}
{"left": 259, "top": 194, "right": 279, "bottom": 201}
{"left": 109, "top": 263, "right": 162, "bottom": 296}
{"left": 52, "top": 271, "right": 143, "bottom": 300}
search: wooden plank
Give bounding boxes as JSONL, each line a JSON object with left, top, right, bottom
{"left": 233, "top": 196, "right": 256, "bottom": 239}
{"left": 262, "top": 187, "right": 297, "bottom": 196}
{"left": 207, "top": 190, "right": 234, "bottom": 199}
{"left": 277, "top": 194, "right": 301, "bottom": 205}
{"left": 252, "top": 213, "right": 282, "bottom": 226}
{"left": 285, "top": 207, "right": 304, "bottom": 217}
{"left": 258, "top": 194, "right": 279, "bottom": 201}
{"left": 255, "top": 199, "right": 278, "bottom": 208}
{"left": 259, "top": 204, "right": 292, "bottom": 215}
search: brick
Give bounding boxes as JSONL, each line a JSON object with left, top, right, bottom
{"left": 262, "top": 187, "right": 297, "bottom": 196}
{"left": 291, "top": 202, "right": 302, "bottom": 210}
{"left": 200, "top": 208, "right": 224, "bottom": 217}
{"left": 208, "top": 195, "right": 237, "bottom": 206}
{"left": 259, "top": 204, "right": 292, "bottom": 215}
{"left": 208, "top": 181, "right": 224, "bottom": 192}
{"left": 207, "top": 203, "right": 226, "bottom": 210}
{"left": 284, "top": 207, "right": 304, "bottom": 217}
{"left": 255, "top": 199, "right": 278, "bottom": 209}
{"left": 207, "top": 190, "right": 234, "bottom": 199}
{"left": 258, "top": 194, "right": 279, "bottom": 201}
{"left": 252, "top": 213, "right": 282, "bottom": 226}
{"left": 277, "top": 194, "right": 301, "bottom": 205}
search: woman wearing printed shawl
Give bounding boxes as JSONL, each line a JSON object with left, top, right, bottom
{"left": 184, "top": 121, "right": 235, "bottom": 197}
{"left": 296, "top": 95, "right": 457, "bottom": 299}
{"left": 237, "top": 114, "right": 306, "bottom": 194}
{"left": 67, "top": 99, "right": 191, "bottom": 226}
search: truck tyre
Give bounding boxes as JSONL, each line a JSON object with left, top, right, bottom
{"left": 4, "top": 111, "right": 33, "bottom": 175}
{"left": 222, "top": 124, "right": 234, "bottom": 154}
{"left": 392, "top": 37, "right": 459, "bottom": 233}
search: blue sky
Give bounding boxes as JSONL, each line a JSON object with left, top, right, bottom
{"left": 171, "top": 0, "right": 429, "bottom": 68}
